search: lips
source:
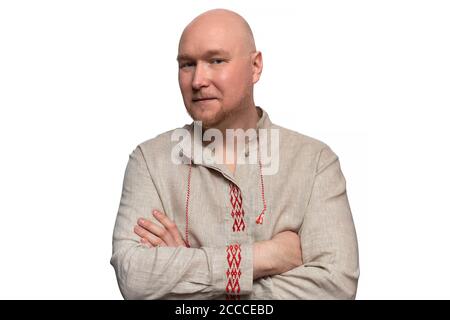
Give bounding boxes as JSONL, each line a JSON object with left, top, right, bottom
{"left": 192, "top": 97, "right": 217, "bottom": 102}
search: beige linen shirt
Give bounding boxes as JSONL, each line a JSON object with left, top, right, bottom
{"left": 110, "top": 107, "right": 359, "bottom": 299}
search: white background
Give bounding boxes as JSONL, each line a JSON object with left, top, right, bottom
{"left": 1, "top": 0, "right": 449, "bottom": 299}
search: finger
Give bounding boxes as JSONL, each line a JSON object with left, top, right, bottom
{"left": 137, "top": 217, "right": 178, "bottom": 247}
{"left": 134, "top": 225, "right": 167, "bottom": 247}
{"left": 140, "top": 237, "right": 153, "bottom": 248}
{"left": 152, "top": 210, "right": 186, "bottom": 247}
{"left": 137, "top": 217, "right": 170, "bottom": 243}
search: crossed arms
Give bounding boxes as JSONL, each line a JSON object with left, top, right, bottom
{"left": 110, "top": 146, "right": 359, "bottom": 299}
{"left": 134, "top": 209, "right": 303, "bottom": 281}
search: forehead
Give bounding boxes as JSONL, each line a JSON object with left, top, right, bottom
{"left": 178, "top": 24, "right": 242, "bottom": 57}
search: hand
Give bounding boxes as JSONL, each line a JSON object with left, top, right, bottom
{"left": 253, "top": 231, "right": 303, "bottom": 279}
{"left": 133, "top": 210, "right": 187, "bottom": 248}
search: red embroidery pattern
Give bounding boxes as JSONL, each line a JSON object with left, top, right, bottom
{"left": 229, "top": 183, "right": 246, "bottom": 232}
{"left": 226, "top": 185, "right": 245, "bottom": 298}
{"left": 184, "top": 163, "right": 192, "bottom": 248}
{"left": 226, "top": 244, "right": 242, "bottom": 300}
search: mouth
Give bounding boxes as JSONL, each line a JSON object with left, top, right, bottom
{"left": 192, "top": 97, "right": 217, "bottom": 102}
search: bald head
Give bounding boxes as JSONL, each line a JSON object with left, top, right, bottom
{"left": 177, "top": 9, "right": 263, "bottom": 130}
{"left": 179, "top": 9, "right": 256, "bottom": 56}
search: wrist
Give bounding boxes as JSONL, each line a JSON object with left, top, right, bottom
{"left": 253, "top": 240, "right": 276, "bottom": 279}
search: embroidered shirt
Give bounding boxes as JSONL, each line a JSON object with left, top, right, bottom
{"left": 110, "top": 107, "right": 359, "bottom": 299}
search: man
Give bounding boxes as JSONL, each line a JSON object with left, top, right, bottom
{"left": 110, "top": 9, "right": 359, "bottom": 299}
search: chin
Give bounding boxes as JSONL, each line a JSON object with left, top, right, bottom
{"left": 187, "top": 105, "right": 225, "bottom": 128}
{"left": 193, "top": 114, "right": 221, "bottom": 128}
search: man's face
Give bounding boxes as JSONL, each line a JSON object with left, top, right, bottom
{"left": 177, "top": 23, "right": 255, "bottom": 128}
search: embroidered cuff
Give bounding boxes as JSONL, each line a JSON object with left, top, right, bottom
{"left": 205, "top": 243, "right": 253, "bottom": 299}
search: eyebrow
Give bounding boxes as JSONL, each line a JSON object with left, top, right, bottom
{"left": 176, "top": 49, "right": 231, "bottom": 62}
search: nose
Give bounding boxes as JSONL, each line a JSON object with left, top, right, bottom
{"left": 192, "top": 63, "right": 210, "bottom": 90}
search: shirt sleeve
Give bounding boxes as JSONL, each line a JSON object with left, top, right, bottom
{"left": 253, "top": 146, "right": 360, "bottom": 299}
{"left": 110, "top": 146, "right": 253, "bottom": 300}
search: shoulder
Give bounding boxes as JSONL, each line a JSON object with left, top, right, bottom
{"left": 130, "top": 124, "right": 191, "bottom": 166}
{"left": 273, "top": 124, "right": 339, "bottom": 171}
{"left": 139, "top": 127, "right": 184, "bottom": 152}
{"left": 274, "top": 124, "right": 330, "bottom": 153}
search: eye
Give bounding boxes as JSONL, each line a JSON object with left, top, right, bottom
{"left": 211, "top": 59, "right": 225, "bottom": 65}
{"left": 179, "top": 62, "right": 195, "bottom": 69}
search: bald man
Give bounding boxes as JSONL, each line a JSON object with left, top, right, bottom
{"left": 110, "top": 9, "right": 359, "bottom": 300}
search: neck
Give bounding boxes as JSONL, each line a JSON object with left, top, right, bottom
{"left": 202, "top": 105, "right": 261, "bottom": 167}
{"left": 210, "top": 104, "right": 260, "bottom": 138}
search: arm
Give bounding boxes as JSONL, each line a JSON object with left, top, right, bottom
{"left": 254, "top": 146, "right": 360, "bottom": 299}
{"left": 253, "top": 232, "right": 303, "bottom": 280}
{"left": 137, "top": 214, "right": 304, "bottom": 279}
{"left": 110, "top": 146, "right": 253, "bottom": 299}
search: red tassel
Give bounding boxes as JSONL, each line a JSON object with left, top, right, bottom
{"left": 255, "top": 211, "right": 265, "bottom": 224}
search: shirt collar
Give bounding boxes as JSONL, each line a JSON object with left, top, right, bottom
{"left": 180, "top": 106, "right": 272, "bottom": 163}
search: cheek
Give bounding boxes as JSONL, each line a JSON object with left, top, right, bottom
{"left": 216, "top": 68, "right": 249, "bottom": 97}
{"left": 179, "top": 74, "right": 192, "bottom": 96}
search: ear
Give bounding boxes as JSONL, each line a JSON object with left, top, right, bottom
{"left": 251, "top": 51, "right": 263, "bottom": 84}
